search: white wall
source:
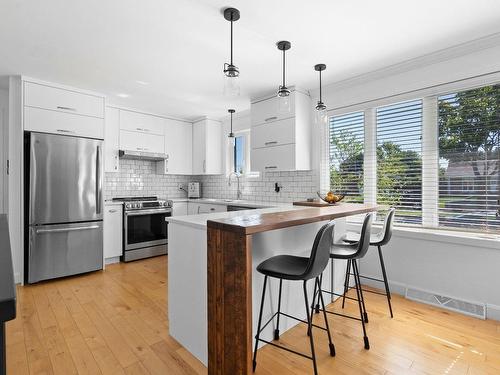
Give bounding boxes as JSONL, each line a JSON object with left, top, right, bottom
{"left": 0, "top": 89, "right": 8, "bottom": 214}
{"left": 310, "top": 41, "right": 500, "bottom": 320}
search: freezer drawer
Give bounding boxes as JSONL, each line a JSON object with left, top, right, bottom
{"left": 28, "top": 221, "right": 103, "bottom": 283}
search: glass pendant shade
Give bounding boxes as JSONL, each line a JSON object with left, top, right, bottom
{"left": 224, "top": 72, "right": 240, "bottom": 96}
{"left": 315, "top": 106, "right": 328, "bottom": 126}
{"left": 278, "top": 91, "right": 291, "bottom": 113}
{"left": 227, "top": 109, "right": 236, "bottom": 146}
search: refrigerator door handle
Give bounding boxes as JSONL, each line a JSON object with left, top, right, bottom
{"left": 96, "top": 145, "right": 102, "bottom": 215}
{"left": 35, "top": 225, "right": 100, "bottom": 234}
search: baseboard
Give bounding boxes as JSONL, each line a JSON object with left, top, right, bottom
{"left": 360, "top": 273, "right": 500, "bottom": 322}
{"left": 105, "top": 256, "right": 121, "bottom": 265}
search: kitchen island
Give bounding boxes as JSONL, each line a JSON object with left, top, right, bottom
{"left": 167, "top": 202, "right": 378, "bottom": 375}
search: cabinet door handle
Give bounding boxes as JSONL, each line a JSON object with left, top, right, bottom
{"left": 108, "top": 209, "right": 117, "bottom": 213}
{"left": 136, "top": 147, "right": 143, "bottom": 151}
{"left": 56, "top": 129, "right": 75, "bottom": 134}
{"left": 265, "top": 166, "right": 278, "bottom": 169}
{"left": 136, "top": 127, "right": 143, "bottom": 131}
{"left": 57, "top": 106, "right": 77, "bottom": 111}
{"left": 203, "top": 160, "right": 206, "bottom": 173}
{"left": 264, "top": 116, "right": 277, "bottom": 122}
{"left": 210, "top": 208, "right": 215, "bottom": 211}
{"left": 265, "top": 141, "right": 278, "bottom": 145}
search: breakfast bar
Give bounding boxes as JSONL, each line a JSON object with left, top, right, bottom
{"left": 205, "top": 203, "right": 378, "bottom": 375}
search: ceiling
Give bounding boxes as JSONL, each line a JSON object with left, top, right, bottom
{"left": 1, "top": 0, "right": 500, "bottom": 121}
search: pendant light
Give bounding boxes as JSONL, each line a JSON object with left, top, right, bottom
{"left": 228, "top": 109, "right": 236, "bottom": 146}
{"left": 276, "top": 41, "right": 291, "bottom": 113}
{"left": 314, "top": 63, "right": 327, "bottom": 125}
{"left": 223, "top": 8, "right": 240, "bottom": 96}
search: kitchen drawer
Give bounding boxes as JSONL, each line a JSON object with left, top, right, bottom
{"left": 251, "top": 143, "right": 296, "bottom": 172}
{"left": 119, "top": 110, "right": 165, "bottom": 135}
{"left": 24, "top": 81, "right": 104, "bottom": 118}
{"left": 119, "top": 130, "right": 164, "bottom": 153}
{"left": 251, "top": 117, "right": 295, "bottom": 149}
{"left": 251, "top": 95, "right": 295, "bottom": 126}
{"left": 24, "top": 106, "right": 104, "bottom": 139}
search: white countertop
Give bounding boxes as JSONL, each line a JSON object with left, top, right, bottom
{"left": 167, "top": 201, "right": 302, "bottom": 230}
{"left": 171, "top": 198, "right": 274, "bottom": 208}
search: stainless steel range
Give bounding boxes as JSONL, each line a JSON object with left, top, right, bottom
{"left": 112, "top": 196, "right": 172, "bottom": 262}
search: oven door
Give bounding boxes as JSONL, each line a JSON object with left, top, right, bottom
{"left": 124, "top": 209, "right": 171, "bottom": 251}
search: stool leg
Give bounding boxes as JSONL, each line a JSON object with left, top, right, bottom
{"left": 352, "top": 261, "right": 370, "bottom": 350}
{"left": 314, "top": 273, "right": 321, "bottom": 314}
{"left": 307, "top": 276, "right": 321, "bottom": 336}
{"left": 378, "top": 245, "right": 394, "bottom": 318}
{"left": 317, "top": 276, "right": 336, "bottom": 357}
{"left": 303, "top": 280, "right": 318, "bottom": 375}
{"left": 253, "top": 275, "right": 268, "bottom": 372}
{"left": 342, "top": 259, "right": 351, "bottom": 309}
{"left": 274, "top": 278, "right": 283, "bottom": 340}
{"left": 354, "top": 259, "right": 369, "bottom": 323}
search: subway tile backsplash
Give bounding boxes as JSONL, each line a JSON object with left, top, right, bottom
{"left": 104, "top": 159, "right": 191, "bottom": 200}
{"left": 104, "top": 159, "right": 319, "bottom": 203}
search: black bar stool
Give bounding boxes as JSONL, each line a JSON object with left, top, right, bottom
{"left": 253, "top": 221, "right": 337, "bottom": 375}
{"left": 312, "top": 213, "right": 373, "bottom": 350}
{"left": 341, "top": 208, "right": 395, "bottom": 318}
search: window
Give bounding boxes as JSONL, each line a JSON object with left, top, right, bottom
{"left": 438, "top": 85, "right": 500, "bottom": 233}
{"left": 376, "top": 100, "right": 423, "bottom": 224}
{"left": 234, "top": 135, "right": 245, "bottom": 174}
{"left": 329, "top": 112, "right": 364, "bottom": 202}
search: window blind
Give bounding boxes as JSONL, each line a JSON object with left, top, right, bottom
{"left": 438, "top": 85, "right": 500, "bottom": 233}
{"left": 376, "top": 100, "right": 423, "bottom": 224}
{"left": 329, "top": 112, "right": 364, "bottom": 202}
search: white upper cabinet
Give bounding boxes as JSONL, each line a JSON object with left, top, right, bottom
{"left": 250, "top": 90, "right": 311, "bottom": 172}
{"left": 119, "top": 110, "right": 165, "bottom": 135}
{"left": 24, "top": 81, "right": 104, "bottom": 118}
{"left": 104, "top": 107, "right": 120, "bottom": 172}
{"left": 158, "top": 119, "right": 192, "bottom": 175}
{"left": 192, "top": 119, "right": 222, "bottom": 175}
{"left": 23, "top": 80, "right": 105, "bottom": 139}
{"left": 119, "top": 130, "right": 164, "bottom": 154}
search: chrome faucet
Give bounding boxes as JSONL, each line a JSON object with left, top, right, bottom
{"left": 228, "top": 172, "right": 242, "bottom": 200}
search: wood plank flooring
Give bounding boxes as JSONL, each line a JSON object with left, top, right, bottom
{"left": 6, "top": 256, "right": 500, "bottom": 374}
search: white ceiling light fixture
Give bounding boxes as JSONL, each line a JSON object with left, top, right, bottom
{"left": 223, "top": 7, "right": 240, "bottom": 96}
{"left": 314, "top": 63, "right": 327, "bottom": 125}
{"left": 276, "top": 40, "right": 291, "bottom": 113}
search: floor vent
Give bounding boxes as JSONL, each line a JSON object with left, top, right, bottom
{"left": 405, "top": 287, "right": 486, "bottom": 320}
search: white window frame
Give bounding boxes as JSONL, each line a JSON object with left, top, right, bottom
{"left": 325, "top": 72, "right": 500, "bottom": 236}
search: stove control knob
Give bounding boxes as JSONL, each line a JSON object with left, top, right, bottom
{"left": 125, "top": 203, "right": 131, "bottom": 209}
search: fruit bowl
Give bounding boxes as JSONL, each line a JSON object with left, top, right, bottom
{"left": 316, "top": 191, "right": 345, "bottom": 205}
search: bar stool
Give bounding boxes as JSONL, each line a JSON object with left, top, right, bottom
{"left": 312, "top": 213, "right": 374, "bottom": 350}
{"left": 341, "top": 208, "right": 395, "bottom": 318}
{"left": 252, "top": 221, "right": 337, "bottom": 375}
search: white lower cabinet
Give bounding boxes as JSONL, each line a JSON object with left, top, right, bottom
{"left": 103, "top": 204, "right": 123, "bottom": 259}
{"left": 172, "top": 201, "right": 188, "bottom": 216}
{"left": 187, "top": 202, "right": 226, "bottom": 215}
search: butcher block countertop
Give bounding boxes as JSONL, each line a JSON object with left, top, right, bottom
{"left": 207, "top": 202, "right": 379, "bottom": 235}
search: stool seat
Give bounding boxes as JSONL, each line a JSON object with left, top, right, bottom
{"left": 329, "top": 243, "right": 360, "bottom": 260}
{"left": 256, "top": 255, "right": 310, "bottom": 280}
{"left": 340, "top": 230, "right": 384, "bottom": 246}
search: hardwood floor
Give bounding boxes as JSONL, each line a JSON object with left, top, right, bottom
{"left": 6, "top": 256, "right": 500, "bottom": 374}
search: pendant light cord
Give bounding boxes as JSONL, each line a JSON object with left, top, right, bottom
{"left": 230, "top": 19, "right": 233, "bottom": 65}
{"left": 230, "top": 111, "right": 233, "bottom": 133}
{"left": 319, "top": 70, "right": 322, "bottom": 102}
{"left": 282, "top": 49, "right": 286, "bottom": 87}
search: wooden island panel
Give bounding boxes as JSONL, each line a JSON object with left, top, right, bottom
{"left": 207, "top": 203, "right": 379, "bottom": 375}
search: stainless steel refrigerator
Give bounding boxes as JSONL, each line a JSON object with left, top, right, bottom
{"left": 26, "top": 132, "right": 103, "bottom": 283}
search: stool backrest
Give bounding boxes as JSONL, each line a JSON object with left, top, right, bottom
{"left": 302, "top": 221, "right": 336, "bottom": 280}
{"left": 377, "top": 208, "right": 395, "bottom": 246}
{"left": 353, "top": 212, "right": 373, "bottom": 259}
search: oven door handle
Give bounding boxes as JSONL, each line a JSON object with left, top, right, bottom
{"left": 125, "top": 209, "right": 172, "bottom": 216}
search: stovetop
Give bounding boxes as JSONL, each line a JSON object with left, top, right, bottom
{"left": 112, "top": 196, "right": 158, "bottom": 202}
{"left": 112, "top": 196, "right": 172, "bottom": 210}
